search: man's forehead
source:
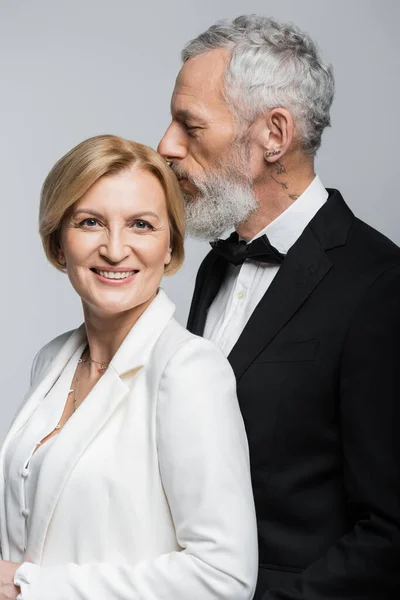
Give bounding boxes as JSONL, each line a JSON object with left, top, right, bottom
{"left": 172, "top": 48, "right": 230, "bottom": 114}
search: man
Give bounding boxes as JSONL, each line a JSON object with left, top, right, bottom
{"left": 158, "top": 15, "right": 400, "bottom": 599}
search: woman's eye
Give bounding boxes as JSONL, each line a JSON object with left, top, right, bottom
{"left": 133, "top": 220, "right": 153, "bottom": 231}
{"left": 80, "top": 218, "right": 99, "bottom": 228}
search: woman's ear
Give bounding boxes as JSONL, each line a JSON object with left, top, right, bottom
{"left": 56, "top": 229, "right": 67, "bottom": 266}
{"left": 164, "top": 247, "right": 172, "bottom": 266}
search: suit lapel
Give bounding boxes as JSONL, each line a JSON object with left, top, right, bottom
{"left": 187, "top": 253, "right": 228, "bottom": 335}
{"left": 228, "top": 190, "right": 353, "bottom": 381}
{"left": 228, "top": 227, "right": 332, "bottom": 380}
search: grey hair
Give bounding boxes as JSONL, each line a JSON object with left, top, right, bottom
{"left": 182, "top": 15, "right": 335, "bottom": 155}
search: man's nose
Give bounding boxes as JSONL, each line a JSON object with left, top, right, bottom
{"left": 158, "top": 123, "right": 187, "bottom": 161}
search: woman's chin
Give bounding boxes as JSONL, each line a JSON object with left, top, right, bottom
{"left": 81, "top": 294, "right": 137, "bottom": 317}
{"left": 81, "top": 290, "right": 155, "bottom": 320}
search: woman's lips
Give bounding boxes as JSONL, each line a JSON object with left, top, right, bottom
{"left": 91, "top": 268, "right": 139, "bottom": 286}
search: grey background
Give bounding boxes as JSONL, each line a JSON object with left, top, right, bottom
{"left": 0, "top": 0, "right": 399, "bottom": 441}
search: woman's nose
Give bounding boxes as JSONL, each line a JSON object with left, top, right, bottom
{"left": 99, "top": 232, "right": 131, "bottom": 264}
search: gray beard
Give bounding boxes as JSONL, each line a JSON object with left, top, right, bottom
{"left": 182, "top": 172, "right": 258, "bottom": 241}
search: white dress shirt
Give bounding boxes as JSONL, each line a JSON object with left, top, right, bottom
{"left": 204, "top": 176, "right": 328, "bottom": 356}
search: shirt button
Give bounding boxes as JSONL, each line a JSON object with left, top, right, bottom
{"left": 237, "top": 291, "right": 246, "bottom": 301}
{"left": 21, "top": 508, "right": 30, "bottom": 518}
{"left": 20, "top": 467, "right": 29, "bottom": 478}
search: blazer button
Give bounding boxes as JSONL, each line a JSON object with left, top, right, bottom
{"left": 21, "top": 508, "right": 30, "bottom": 518}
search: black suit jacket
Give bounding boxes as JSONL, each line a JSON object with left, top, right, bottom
{"left": 187, "top": 190, "right": 400, "bottom": 599}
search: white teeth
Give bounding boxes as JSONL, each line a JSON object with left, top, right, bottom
{"left": 97, "top": 270, "right": 135, "bottom": 280}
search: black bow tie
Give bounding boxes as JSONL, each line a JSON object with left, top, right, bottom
{"left": 210, "top": 231, "right": 286, "bottom": 266}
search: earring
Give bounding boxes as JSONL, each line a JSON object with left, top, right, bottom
{"left": 264, "top": 149, "right": 281, "bottom": 159}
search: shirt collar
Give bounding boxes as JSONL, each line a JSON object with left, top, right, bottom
{"left": 249, "top": 175, "right": 328, "bottom": 254}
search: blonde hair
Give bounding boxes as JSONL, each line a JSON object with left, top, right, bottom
{"left": 39, "top": 134, "right": 185, "bottom": 275}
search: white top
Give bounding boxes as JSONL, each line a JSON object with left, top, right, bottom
{"left": 4, "top": 344, "right": 84, "bottom": 562}
{"left": 204, "top": 176, "right": 328, "bottom": 356}
{"left": 0, "top": 290, "right": 257, "bottom": 600}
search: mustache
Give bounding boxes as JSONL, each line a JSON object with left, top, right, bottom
{"left": 169, "top": 162, "right": 195, "bottom": 184}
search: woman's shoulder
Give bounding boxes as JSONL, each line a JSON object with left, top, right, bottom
{"left": 158, "top": 317, "right": 224, "bottom": 354}
{"left": 30, "top": 328, "right": 78, "bottom": 385}
{"left": 154, "top": 319, "right": 239, "bottom": 419}
{"left": 155, "top": 317, "right": 234, "bottom": 378}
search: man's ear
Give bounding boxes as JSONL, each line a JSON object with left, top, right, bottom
{"left": 263, "top": 107, "right": 295, "bottom": 160}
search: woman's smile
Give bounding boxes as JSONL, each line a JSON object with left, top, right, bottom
{"left": 90, "top": 267, "right": 139, "bottom": 285}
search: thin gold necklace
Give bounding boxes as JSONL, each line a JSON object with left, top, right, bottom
{"left": 70, "top": 351, "right": 110, "bottom": 411}
{"left": 53, "top": 351, "right": 110, "bottom": 430}
{"left": 88, "top": 356, "right": 109, "bottom": 371}
{"left": 35, "top": 351, "right": 110, "bottom": 446}
{"left": 71, "top": 355, "right": 89, "bottom": 412}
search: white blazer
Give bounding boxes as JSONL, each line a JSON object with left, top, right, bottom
{"left": 0, "top": 290, "right": 258, "bottom": 600}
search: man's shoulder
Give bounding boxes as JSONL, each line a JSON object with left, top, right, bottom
{"left": 348, "top": 215, "right": 400, "bottom": 267}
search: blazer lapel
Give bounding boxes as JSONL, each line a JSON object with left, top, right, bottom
{"left": 25, "top": 366, "right": 130, "bottom": 562}
{"left": 25, "top": 289, "right": 176, "bottom": 563}
{"left": 0, "top": 326, "right": 86, "bottom": 559}
{"left": 2, "top": 326, "right": 87, "bottom": 448}
{"left": 187, "top": 253, "right": 228, "bottom": 335}
{"left": 229, "top": 190, "right": 353, "bottom": 381}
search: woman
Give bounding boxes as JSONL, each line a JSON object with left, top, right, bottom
{"left": 0, "top": 135, "right": 258, "bottom": 600}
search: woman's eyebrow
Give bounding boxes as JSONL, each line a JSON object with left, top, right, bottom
{"left": 72, "top": 209, "right": 104, "bottom": 219}
{"left": 72, "top": 209, "right": 160, "bottom": 221}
